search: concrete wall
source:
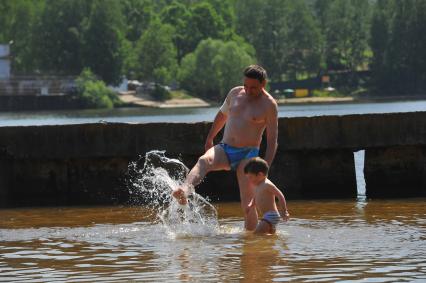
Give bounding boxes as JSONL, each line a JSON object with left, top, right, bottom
{"left": 1, "top": 111, "right": 425, "bottom": 207}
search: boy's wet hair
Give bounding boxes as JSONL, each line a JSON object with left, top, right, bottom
{"left": 243, "top": 65, "right": 267, "bottom": 83}
{"left": 244, "top": 157, "right": 269, "bottom": 175}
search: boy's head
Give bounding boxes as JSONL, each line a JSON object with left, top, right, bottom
{"left": 244, "top": 157, "right": 269, "bottom": 184}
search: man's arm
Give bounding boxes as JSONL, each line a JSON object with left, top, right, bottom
{"left": 205, "top": 111, "right": 227, "bottom": 151}
{"left": 204, "top": 92, "right": 234, "bottom": 151}
{"left": 264, "top": 101, "right": 278, "bottom": 166}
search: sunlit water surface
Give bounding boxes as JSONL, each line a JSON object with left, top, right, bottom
{"left": 1, "top": 200, "right": 425, "bottom": 282}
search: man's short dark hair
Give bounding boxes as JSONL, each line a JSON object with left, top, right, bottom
{"left": 243, "top": 65, "right": 267, "bottom": 83}
{"left": 244, "top": 157, "right": 269, "bottom": 175}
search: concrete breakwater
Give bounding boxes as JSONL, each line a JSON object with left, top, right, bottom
{"left": 1, "top": 112, "right": 426, "bottom": 207}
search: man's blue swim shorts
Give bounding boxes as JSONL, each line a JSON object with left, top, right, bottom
{"left": 219, "top": 143, "right": 259, "bottom": 171}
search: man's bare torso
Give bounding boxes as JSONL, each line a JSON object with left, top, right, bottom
{"left": 222, "top": 86, "right": 275, "bottom": 148}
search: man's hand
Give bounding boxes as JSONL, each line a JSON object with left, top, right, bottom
{"left": 204, "top": 138, "right": 214, "bottom": 152}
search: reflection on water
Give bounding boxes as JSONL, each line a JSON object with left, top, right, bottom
{"left": 1, "top": 200, "right": 425, "bottom": 282}
{"left": 1, "top": 100, "right": 426, "bottom": 126}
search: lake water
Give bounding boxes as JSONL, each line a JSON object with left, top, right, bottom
{"left": 1, "top": 150, "right": 425, "bottom": 282}
{"left": 1, "top": 200, "right": 425, "bottom": 282}
{"left": 1, "top": 100, "right": 426, "bottom": 126}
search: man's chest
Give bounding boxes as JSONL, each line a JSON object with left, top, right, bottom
{"left": 229, "top": 96, "right": 267, "bottom": 124}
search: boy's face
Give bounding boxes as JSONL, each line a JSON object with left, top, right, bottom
{"left": 245, "top": 172, "right": 265, "bottom": 185}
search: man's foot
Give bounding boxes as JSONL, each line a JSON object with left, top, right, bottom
{"left": 172, "top": 188, "right": 188, "bottom": 205}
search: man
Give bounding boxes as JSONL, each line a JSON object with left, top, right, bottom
{"left": 172, "top": 65, "right": 278, "bottom": 231}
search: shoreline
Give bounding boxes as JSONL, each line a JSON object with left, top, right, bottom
{"left": 118, "top": 92, "right": 211, "bottom": 108}
{"left": 1, "top": 92, "right": 424, "bottom": 113}
{"left": 119, "top": 92, "right": 426, "bottom": 109}
{"left": 276, "top": 96, "right": 354, "bottom": 104}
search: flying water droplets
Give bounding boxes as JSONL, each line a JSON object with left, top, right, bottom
{"left": 127, "top": 150, "right": 219, "bottom": 237}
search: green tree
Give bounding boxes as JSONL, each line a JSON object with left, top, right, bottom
{"left": 82, "top": 0, "right": 126, "bottom": 85}
{"left": 284, "top": 1, "right": 322, "bottom": 79}
{"left": 236, "top": 0, "right": 322, "bottom": 80}
{"left": 236, "top": 0, "right": 289, "bottom": 80}
{"left": 410, "top": 0, "right": 426, "bottom": 93}
{"left": 179, "top": 39, "right": 254, "bottom": 101}
{"left": 160, "top": 1, "right": 191, "bottom": 61}
{"left": 0, "top": 1, "right": 13, "bottom": 42}
{"left": 134, "top": 18, "right": 178, "bottom": 84}
{"left": 33, "top": 0, "right": 90, "bottom": 74}
{"left": 320, "top": 0, "right": 371, "bottom": 71}
{"left": 370, "top": 0, "right": 394, "bottom": 92}
{"left": 369, "top": 0, "right": 426, "bottom": 95}
{"left": 0, "top": 0, "right": 42, "bottom": 73}
{"left": 121, "top": 0, "right": 154, "bottom": 42}
{"left": 182, "top": 2, "right": 228, "bottom": 56}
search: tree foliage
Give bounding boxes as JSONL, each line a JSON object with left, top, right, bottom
{"left": 75, "top": 69, "right": 121, "bottom": 109}
{"left": 319, "top": 0, "right": 371, "bottom": 72}
{"left": 134, "top": 18, "right": 178, "bottom": 84}
{"left": 82, "top": 0, "right": 125, "bottom": 85}
{"left": 1, "top": 0, "right": 425, "bottom": 100}
{"left": 370, "top": 0, "right": 426, "bottom": 95}
{"left": 179, "top": 39, "right": 254, "bottom": 100}
{"left": 236, "top": 0, "right": 322, "bottom": 80}
{"left": 33, "top": 0, "right": 89, "bottom": 75}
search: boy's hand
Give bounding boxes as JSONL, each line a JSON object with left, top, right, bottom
{"left": 280, "top": 209, "right": 290, "bottom": 221}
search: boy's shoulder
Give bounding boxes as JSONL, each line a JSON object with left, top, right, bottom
{"left": 257, "top": 178, "right": 276, "bottom": 192}
{"left": 265, "top": 178, "right": 277, "bottom": 187}
{"left": 264, "top": 178, "right": 280, "bottom": 191}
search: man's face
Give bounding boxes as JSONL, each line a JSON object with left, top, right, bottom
{"left": 244, "top": 77, "right": 265, "bottom": 97}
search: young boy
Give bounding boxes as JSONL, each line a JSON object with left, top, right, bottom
{"left": 244, "top": 157, "right": 290, "bottom": 234}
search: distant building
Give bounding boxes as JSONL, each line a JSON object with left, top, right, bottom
{"left": 0, "top": 44, "right": 11, "bottom": 79}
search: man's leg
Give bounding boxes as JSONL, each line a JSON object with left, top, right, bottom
{"left": 173, "top": 145, "right": 230, "bottom": 204}
{"left": 236, "top": 159, "right": 258, "bottom": 231}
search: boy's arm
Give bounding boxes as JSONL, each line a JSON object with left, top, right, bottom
{"left": 269, "top": 185, "right": 290, "bottom": 221}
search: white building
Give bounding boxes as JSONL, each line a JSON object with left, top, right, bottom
{"left": 0, "top": 44, "right": 11, "bottom": 79}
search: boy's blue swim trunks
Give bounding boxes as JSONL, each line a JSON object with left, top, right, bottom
{"left": 219, "top": 143, "right": 259, "bottom": 170}
{"left": 262, "top": 211, "right": 281, "bottom": 228}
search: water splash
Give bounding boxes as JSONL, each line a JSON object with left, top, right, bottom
{"left": 127, "top": 150, "right": 219, "bottom": 237}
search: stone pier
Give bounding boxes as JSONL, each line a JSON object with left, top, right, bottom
{"left": 364, "top": 146, "right": 426, "bottom": 198}
{"left": 0, "top": 111, "right": 425, "bottom": 207}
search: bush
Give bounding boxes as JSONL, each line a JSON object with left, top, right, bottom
{"left": 151, "top": 84, "right": 171, "bottom": 101}
{"left": 75, "top": 69, "right": 121, "bottom": 109}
